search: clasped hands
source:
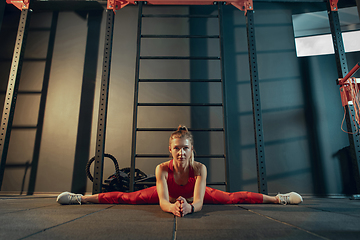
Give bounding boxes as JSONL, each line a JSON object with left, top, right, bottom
{"left": 172, "top": 196, "right": 192, "bottom": 217}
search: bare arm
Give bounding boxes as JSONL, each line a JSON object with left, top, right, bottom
{"left": 192, "top": 163, "right": 207, "bottom": 212}
{"left": 179, "top": 163, "right": 207, "bottom": 216}
{"left": 155, "top": 164, "right": 182, "bottom": 217}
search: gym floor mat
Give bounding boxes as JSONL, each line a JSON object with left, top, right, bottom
{"left": 0, "top": 196, "right": 359, "bottom": 240}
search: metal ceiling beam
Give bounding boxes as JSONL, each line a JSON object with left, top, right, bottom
{"left": 3, "top": 0, "right": 349, "bottom": 13}
{"left": 32, "top": 0, "right": 105, "bottom": 11}
{"left": 34, "top": 0, "right": 324, "bottom": 2}
{"left": 4, "top": 0, "right": 356, "bottom": 12}
{"left": 34, "top": 0, "right": 352, "bottom": 3}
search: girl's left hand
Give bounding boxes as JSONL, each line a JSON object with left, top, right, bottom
{"left": 176, "top": 196, "right": 192, "bottom": 217}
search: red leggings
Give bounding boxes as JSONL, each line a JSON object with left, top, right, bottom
{"left": 98, "top": 186, "right": 263, "bottom": 204}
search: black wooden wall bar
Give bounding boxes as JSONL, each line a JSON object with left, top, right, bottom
{"left": 0, "top": 0, "right": 5, "bottom": 33}
{"left": 218, "top": 2, "right": 231, "bottom": 192}
{"left": 92, "top": 9, "right": 115, "bottom": 194}
{"left": 0, "top": 8, "right": 31, "bottom": 190}
{"left": 27, "top": 11, "right": 59, "bottom": 195}
{"left": 246, "top": 10, "right": 268, "bottom": 195}
{"left": 327, "top": 1, "right": 360, "bottom": 192}
{"left": 129, "top": 1, "right": 144, "bottom": 193}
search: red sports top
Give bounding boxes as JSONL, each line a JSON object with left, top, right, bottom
{"left": 167, "top": 159, "right": 196, "bottom": 199}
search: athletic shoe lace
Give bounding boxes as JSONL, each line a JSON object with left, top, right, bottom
{"left": 278, "top": 194, "right": 289, "bottom": 205}
{"left": 69, "top": 194, "right": 82, "bottom": 205}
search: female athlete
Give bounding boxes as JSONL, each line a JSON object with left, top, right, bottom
{"left": 57, "top": 126, "right": 303, "bottom": 217}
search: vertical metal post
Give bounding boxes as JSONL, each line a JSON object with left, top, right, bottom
{"left": 93, "top": 9, "right": 114, "bottom": 194}
{"left": 327, "top": 4, "right": 348, "bottom": 78}
{"left": 0, "top": 0, "right": 5, "bottom": 33}
{"left": 218, "top": 2, "right": 230, "bottom": 192}
{"left": 246, "top": 10, "right": 268, "bottom": 194}
{"left": 130, "top": 1, "right": 143, "bottom": 192}
{"left": 327, "top": 2, "right": 360, "bottom": 192}
{"left": 0, "top": 8, "right": 31, "bottom": 190}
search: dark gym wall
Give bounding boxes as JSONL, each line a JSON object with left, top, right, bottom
{"left": 0, "top": 2, "right": 359, "bottom": 195}
{"left": 224, "top": 3, "right": 315, "bottom": 194}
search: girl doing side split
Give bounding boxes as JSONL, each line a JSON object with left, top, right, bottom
{"left": 57, "top": 126, "right": 303, "bottom": 217}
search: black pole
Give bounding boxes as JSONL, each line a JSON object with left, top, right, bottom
{"left": 0, "top": 0, "right": 5, "bottom": 33}
{"left": 71, "top": 10, "right": 102, "bottom": 194}
{"left": 130, "top": 1, "right": 144, "bottom": 192}
{"left": 246, "top": 10, "right": 268, "bottom": 195}
{"left": 27, "top": 11, "right": 59, "bottom": 195}
{"left": 92, "top": 9, "right": 114, "bottom": 194}
{"left": 0, "top": 8, "right": 31, "bottom": 190}
{"left": 218, "top": 2, "right": 230, "bottom": 192}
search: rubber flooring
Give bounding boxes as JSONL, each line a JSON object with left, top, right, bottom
{"left": 0, "top": 195, "right": 359, "bottom": 240}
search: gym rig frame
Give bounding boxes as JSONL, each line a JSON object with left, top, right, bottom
{"left": 0, "top": 0, "right": 359, "bottom": 196}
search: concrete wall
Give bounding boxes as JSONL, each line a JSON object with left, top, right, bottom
{"left": 0, "top": 2, "right": 359, "bottom": 195}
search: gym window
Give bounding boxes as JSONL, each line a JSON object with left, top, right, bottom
{"left": 292, "top": 6, "right": 360, "bottom": 57}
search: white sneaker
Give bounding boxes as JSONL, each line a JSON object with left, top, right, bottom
{"left": 276, "top": 192, "right": 303, "bottom": 205}
{"left": 56, "top": 192, "right": 83, "bottom": 205}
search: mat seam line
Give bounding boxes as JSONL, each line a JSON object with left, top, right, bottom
{"left": 172, "top": 216, "right": 177, "bottom": 240}
{"left": 18, "top": 205, "right": 114, "bottom": 240}
{"left": 305, "top": 206, "right": 360, "bottom": 219}
{"left": 238, "top": 206, "right": 330, "bottom": 240}
{"left": 1, "top": 204, "right": 58, "bottom": 215}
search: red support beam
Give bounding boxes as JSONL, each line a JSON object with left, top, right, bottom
{"left": 338, "top": 62, "right": 360, "bottom": 86}
{"left": 108, "top": 0, "right": 130, "bottom": 11}
{"left": 338, "top": 63, "right": 360, "bottom": 107}
{"left": 107, "top": 0, "right": 253, "bottom": 14}
{"left": 231, "top": 0, "right": 253, "bottom": 14}
{"left": 6, "top": 0, "right": 29, "bottom": 10}
{"left": 329, "top": 0, "right": 338, "bottom": 11}
{"left": 340, "top": 84, "right": 355, "bottom": 107}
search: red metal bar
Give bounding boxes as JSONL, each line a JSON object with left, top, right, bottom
{"left": 231, "top": 0, "right": 253, "bottom": 14}
{"left": 340, "top": 85, "right": 351, "bottom": 107}
{"left": 339, "top": 78, "right": 360, "bottom": 106}
{"left": 339, "top": 62, "right": 360, "bottom": 85}
{"left": 329, "top": 0, "right": 338, "bottom": 11}
{"left": 108, "top": 0, "right": 130, "bottom": 11}
{"left": 6, "top": 0, "right": 29, "bottom": 10}
{"left": 107, "top": 0, "right": 253, "bottom": 14}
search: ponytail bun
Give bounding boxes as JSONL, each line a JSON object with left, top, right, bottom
{"left": 169, "top": 125, "right": 193, "bottom": 146}
{"left": 177, "top": 125, "right": 188, "bottom": 132}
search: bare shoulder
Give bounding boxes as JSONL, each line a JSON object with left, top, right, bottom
{"left": 193, "top": 161, "right": 207, "bottom": 176}
{"left": 155, "top": 160, "right": 170, "bottom": 177}
{"left": 156, "top": 160, "right": 170, "bottom": 171}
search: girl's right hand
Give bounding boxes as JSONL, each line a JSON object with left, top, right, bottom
{"left": 171, "top": 201, "right": 182, "bottom": 217}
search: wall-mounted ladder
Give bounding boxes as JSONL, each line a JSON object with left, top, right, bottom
{"left": 129, "top": 1, "right": 231, "bottom": 192}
